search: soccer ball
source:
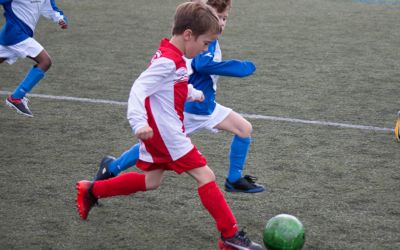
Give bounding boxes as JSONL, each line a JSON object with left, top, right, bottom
{"left": 263, "top": 214, "right": 305, "bottom": 250}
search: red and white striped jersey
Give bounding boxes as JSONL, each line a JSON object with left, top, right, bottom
{"left": 127, "top": 38, "right": 202, "bottom": 163}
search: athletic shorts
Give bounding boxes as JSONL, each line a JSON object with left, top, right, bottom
{"left": 183, "top": 103, "right": 232, "bottom": 135}
{"left": 136, "top": 146, "right": 207, "bottom": 174}
{"left": 0, "top": 38, "right": 44, "bottom": 64}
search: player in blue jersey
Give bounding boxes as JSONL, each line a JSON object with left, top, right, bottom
{"left": 93, "top": 0, "right": 265, "bottom": 193}
{"left": 0, "top": 0, "right": 68, "bottom": 117}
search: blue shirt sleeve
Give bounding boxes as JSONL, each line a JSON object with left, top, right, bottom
{"left": 192, "top": 52, "right": 256, "bottom": 78}
{"left": 0, "top": 0, "right": 12, "bottom": 4}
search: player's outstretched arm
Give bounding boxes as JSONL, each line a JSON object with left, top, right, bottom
{"left": 40, "top": 0, "right": 68, "bottom": 28}
{"left": 192, "top": 50, "right": 256, "bottom": 78}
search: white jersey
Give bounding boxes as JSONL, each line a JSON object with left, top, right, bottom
{"left": 0, "top": 0, "right": 66, "bottom": 45}
{"left": 127, "top": 38, "right": 203, "bottom": 163}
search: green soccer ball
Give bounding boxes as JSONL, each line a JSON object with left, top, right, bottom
{"left": 263, "top": 214, "right": 305, "bottom": 250}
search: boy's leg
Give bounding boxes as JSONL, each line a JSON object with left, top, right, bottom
{"left": 6, "top": 64, "right": 45, "bottom": 117}
{"left": 198, "top": 180, "right": 238, "bottom": 238}
{"left": 76, "top": 172, "right": 147, "bottom": 220}
{"left": 189, "top": 166, "right": 263, "bottom": 249}
{"left": 6, "top": 49, "right": 51, "bottom": 116}
{"left": 215, "top": 111, "right": 265, "bottom": 193}
{"left": 94, "top": 143, "right": 140, "bottom": 181}
{"left": 228, "top": 135, "right": 251, "bottom": 182}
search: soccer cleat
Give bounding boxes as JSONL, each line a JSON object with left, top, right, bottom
{"left": 225, "top": 175, "right": 265, "bottom": 193}
{"left": 395, "top": 111, "right": 400, "bottom": 143}
{"left": 5, "top": 96, "right": 33, "bottom": 117}
{"left": 75, "top": 180, "right": 97, "bottom": 220}
{"left": 94, "top": 155, "right": 116, "bottom": 181}
{"left": 220, "top": 229, "right": 264, "bottom": 250}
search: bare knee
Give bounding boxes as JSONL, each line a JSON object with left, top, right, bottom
{"left": 37, "top": 57, "right": 52, "bottom": 71}
{"left": 237, "top": 120, "right": 252, "bottom": 138}
{"left": 187, "top": 166, "right": 216, "bottom": 187}
{"left": 33, "top": 50, "right": 52, "bottom": 71}
{"left": 145, "top": 176, "right": 163, "bottom": 190}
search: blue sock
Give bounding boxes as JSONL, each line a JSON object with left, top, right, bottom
{"left": 108, "top": 143, "right": 140, "bottom": 176}
{"left": 12, "top": 66, "right": 45, "bottom": 99}
{"left": 227, "top": 135, "right": 251, "bottom": 183}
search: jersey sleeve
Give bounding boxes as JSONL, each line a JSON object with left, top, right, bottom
{"left": 127, "top": 57, "right": 175, "bottom": 134}
{"left": 40, "top": 0, "right": 67, "bottom": 23}
{"left": 192, "top": 52, "right": 256, "bottom": 78}
{"left": 0, "top": 0, "right": 12, "bottom": 4}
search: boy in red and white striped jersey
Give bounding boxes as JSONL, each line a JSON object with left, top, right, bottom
{"left": 75, "top": 2, "right": 262, "bottom": 249}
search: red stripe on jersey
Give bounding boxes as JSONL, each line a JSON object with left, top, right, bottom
{"left": 142, "top": 97, "right": 173, "bottom": 162}
{"left": 174, "top": 81, "right": 188, "bottom": 132}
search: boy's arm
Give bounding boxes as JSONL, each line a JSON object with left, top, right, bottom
{"left": 127, "top": 57, "right": 175, "bottom": 135}
{"left": 40, "top": 0, "right": 68, "bottom": 26}
{"left": 192, "top": 53, "right": 256, "bottom": 78}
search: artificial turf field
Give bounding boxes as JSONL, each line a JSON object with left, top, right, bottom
{"left": 1, "top": 0, "right": 399, "bottom": 249}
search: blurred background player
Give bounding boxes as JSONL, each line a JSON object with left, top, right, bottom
{"left": 0, "top": 0, "right": 68, "bottom": 117}
{"left": 395, "top": 111, "right": 400, "bottom": 142}
{"left": 76, "top": 2, "right": 262, "bottom": 249}
{"left": 93, "top": 0, "right": 265, "bottom": 194}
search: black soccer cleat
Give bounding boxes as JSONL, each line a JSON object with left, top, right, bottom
{"left": 94, "top": 155, "right": 116, "bottom": 181}
{"left": 220, "top": 229, "right": 264, "bottom": 250}
{"left": 5, "top": 96, "right": 33, "bottom": 117}
{"left": 225, "top": 175, "right": 265, "bottom": 193}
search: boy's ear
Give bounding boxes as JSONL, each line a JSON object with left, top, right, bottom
{"left": 182, "top": 29, "right": 193, "bottom": 41}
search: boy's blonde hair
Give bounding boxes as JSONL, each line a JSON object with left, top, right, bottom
{"left": 192, "top": 0, "right": 232, "bottom": 13}
{"left": 172, "top": 2, "right": 221, "bottom": 37}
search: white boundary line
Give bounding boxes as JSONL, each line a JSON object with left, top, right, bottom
{"left": 0, "top": 90, "right": 394, "bottom": 132}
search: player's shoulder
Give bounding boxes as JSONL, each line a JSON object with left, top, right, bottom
{"left": 155, "top": 38, "right": 186, "bottom": 68}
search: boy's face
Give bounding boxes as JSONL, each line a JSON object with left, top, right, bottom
{"left": 217, "top": 8, "right": 229, "bottom": 33}
{"left": 185, "top": 31, "right": 219, "bottom": 59}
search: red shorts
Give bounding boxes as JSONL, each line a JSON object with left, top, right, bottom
{"left": 136, "top": 146, "right": 207, "bottom": 174}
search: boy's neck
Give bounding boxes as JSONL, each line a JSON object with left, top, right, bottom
{"left": 169, "top": 36, "right": 185, "bottom": 55}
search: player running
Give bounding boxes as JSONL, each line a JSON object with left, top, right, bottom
{"left": 0, "top": 0, "right": 68, "bottom": 117}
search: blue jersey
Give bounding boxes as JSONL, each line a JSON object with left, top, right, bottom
{"left": 184, "top": 39, "right": 256, "bottom": 115}
{"left": 0, "top": 0, "right": 67, "bottom": 46}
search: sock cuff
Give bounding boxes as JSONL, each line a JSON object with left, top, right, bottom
{"left": 32, "top": 66, "right": 46, "bottom": 76}
{"left": 197, "top": 180, "right": 217, "bottom": 194}
{"left": 233, "top": 135, "right": 251, "bottom": 144}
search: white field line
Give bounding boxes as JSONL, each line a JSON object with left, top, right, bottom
{"left": 0, "top": 90, "right": 394, "bottom": 132}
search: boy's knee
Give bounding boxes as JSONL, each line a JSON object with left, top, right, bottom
{"left": 37, "top": 55, "right": 52, "bottom": 71}
{"left": 41, "top": 58, "right": 52, "bottom": 71}
{"left": 238, "top": 121, "right": 252, "bottom": 138}
{"left": 197, "top": 167, "right": 216, "bottom": 186}
{"left": 145, "top": 179, "right": 162, "bottom": 190}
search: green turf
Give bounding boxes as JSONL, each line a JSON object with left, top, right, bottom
{"left": 1, "top": 0, "right": 399, "bottom": 249}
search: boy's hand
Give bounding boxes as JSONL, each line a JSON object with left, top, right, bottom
{"left": 193, "top": 92, "right": 204, "bottom": 102}
{"left": 59, "top": 19, "right": 68, "bottom": 29}
{"left": 135, "top": 126, "right": 154, "bottom": 140}
{"left": 187, "top": 85, "right": 204, "bottom": 102}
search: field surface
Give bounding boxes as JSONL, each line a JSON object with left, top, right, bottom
{"left": 1, "top": 0, "right": 399, "bottom": 249}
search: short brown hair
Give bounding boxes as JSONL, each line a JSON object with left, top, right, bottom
{"left": 172, "top": 2, "right": 221, "bottom": 37}
{"left": 205, "top": 0, "right": 232, "bottom": 13}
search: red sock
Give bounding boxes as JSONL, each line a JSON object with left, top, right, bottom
{"left": 198, "top": 181, "right": 238, "bottom": 238}
{"left": 92, "top": 172, "right": 146, "bottom": 198}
